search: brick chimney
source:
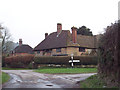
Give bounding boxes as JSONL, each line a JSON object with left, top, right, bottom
{"left": 45, "top": 33, "right": 48, "bottom": 38}
{"left": 57, "top": 23, "right": 62, "bottom": 35}
{"left": 71, "top": 26, "right": 77, "bottom": 43}
{"left": 19, "top": 39, "right": 22, "bottom": 46}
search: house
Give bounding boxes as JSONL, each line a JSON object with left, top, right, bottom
{"left": 34, "top": 23, "right": 98, "bottom": 56}
{"left": 13, "top": 39, "right": 33, "bottom": 55}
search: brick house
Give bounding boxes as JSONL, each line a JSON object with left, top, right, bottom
{"left": 34, "top": 23, "right": 98, "bottom": 56}
{"left": 13, "top": 39, "right": 33, "bottom": 55}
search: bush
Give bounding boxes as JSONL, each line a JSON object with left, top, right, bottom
{"left": 5, "top": 54, "right": 34, "bottom": 68}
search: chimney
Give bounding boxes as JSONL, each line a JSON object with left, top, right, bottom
{"left": 57, "top": 23, "right": 62, "bottom": 35}
{"left": 71, "top": 26, "right": 77, "bottom": 43}
{"left": 19, "top": 39, "right": 22, "bottom": 46}
{"left": 45, "top": 33, "right": 48, "bottom": 38}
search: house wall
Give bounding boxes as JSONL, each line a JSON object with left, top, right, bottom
{"left": 34, "top": 48, "right": 94, "bottom": 56}
{"left": 51, "top": 48, "right": 67, "bottom": 55}
{"left": 66, "top": 47, "right": 79, "bottom": 56}
{"left": 66, "top": 47, "right": 93, "bottom": 56}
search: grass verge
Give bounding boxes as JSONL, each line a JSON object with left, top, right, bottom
{"left": 80, "top": 74, "right": 106, "bottom": 88}
{"left": 34, "top": 67, "right": 97, "bottom": 74}
{"left": 2, "top": 72, "right": 10, "bottom": 84}
{"left": 80, "top": 74, "right": 119, "bottom": 88}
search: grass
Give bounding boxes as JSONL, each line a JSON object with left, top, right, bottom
{"left": 80, "top": 74, "right": 120, "bottom": 88}
{"left": 80, "top": 74, "right": 107, "bottom": 88}
{"left": 2, "top": 72, "right": 10, "bottom": 84}
{"left": 34, "top": 67, "right": 97, "bottom": 74}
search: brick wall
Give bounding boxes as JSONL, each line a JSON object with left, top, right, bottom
{"left": 51, "top": 48, "right": 67, "bottom": 55}
{"left": 35, "top": 47, "right": 94, "bottom": 56}
{"left": 66, "top": 47, "right": 79, "bottom": 56}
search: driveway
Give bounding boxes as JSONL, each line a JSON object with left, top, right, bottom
{"left": 2, "top": 70, "right": 96, "bottom": 88}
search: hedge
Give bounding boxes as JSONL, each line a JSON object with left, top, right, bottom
{"left": 5, "top": 54, "right": 34, "bottom": 68}
{"left": 34, "top": 56, "right": 98, "bottom": 65}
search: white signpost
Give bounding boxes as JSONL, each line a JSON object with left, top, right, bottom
{"left": 69, "top": 54, "right": 80, "bottom": 68}
{"left": 69, "top": 60, "right": 80, "bottom": 63}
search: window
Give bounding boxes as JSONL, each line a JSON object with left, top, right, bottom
{"left": 56, "top": 48, "right": 61, "bottom": 52}
{"left": 37, "top": 51, "right": 40, "bottom": 54}
{"left": 79, "top": 47, "right": 85, "bottom": 52}
{"left": 46, "top": 49, "right": 52, "bottom": 53}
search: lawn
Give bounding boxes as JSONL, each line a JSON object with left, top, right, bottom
{"left": 35, "top": 67, "right": 97, "bottom": 74}
{"left": 2, "top": 72, "right": 10, "bottom": 84}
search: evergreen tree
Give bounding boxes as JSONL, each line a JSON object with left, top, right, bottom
{"left": 77, "top": 26, "right": 93, "bottom": 36}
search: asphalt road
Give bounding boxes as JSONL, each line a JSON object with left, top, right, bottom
{"left": 2, "top": 70, "right": 96, "bottom": 88}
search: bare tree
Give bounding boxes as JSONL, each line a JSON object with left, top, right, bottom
{"left": 0, "top": 24, "right": 13, "bottom": 54}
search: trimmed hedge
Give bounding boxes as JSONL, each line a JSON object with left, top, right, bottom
{"left": 4, "top": 54, "right": 98, "bottom": 68}
{"left": 34, "top": 56, "right": 98, "bottom": 65}
{"left": 5, "top": 54, "right": 34, "bottom": 68}
{"left": 34, "top": 56, "right": 70, "bottom": 65}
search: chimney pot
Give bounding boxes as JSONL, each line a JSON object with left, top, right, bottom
{"left": 45, "top": 33, "right": 48, "bottom": 38}
{"left": 57, "top": 23, "right": 62, "bottom": 35}
{"left": 19, "top": 39, "right": 22, "bottom": 46}
{"left": 71, "top": 26, "right": 77, "bottom": 43}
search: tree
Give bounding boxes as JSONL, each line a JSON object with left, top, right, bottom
{"left": 0, "top": 24, "right": 14, "bottom": 55}
{"left": 98, "top": 20, "right": 120, "bottom": 87}
{"left": 77, "top": 26, "right": 93, "bottom": 36}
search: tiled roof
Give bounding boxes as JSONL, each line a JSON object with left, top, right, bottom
{"left": 34, "top": 30, "right": 69, "bottom": 51}
{"left": 14, "top": 44, "right": 33, "bottom": 53}
{"left": 34, "top": 30, "right": 97, "bottom": 51}
{"left": 77, "top": 35, "right": 96, "bottom": 48}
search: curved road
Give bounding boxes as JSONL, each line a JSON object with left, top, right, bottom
{"left": 2, "top": 70, "right": 96, "bottom": 88}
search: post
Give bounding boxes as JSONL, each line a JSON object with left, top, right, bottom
{"left": 0, "top": 34, "right": 3, "bottom": 89}
{"left": 71, "top": 54, "right": 74, "bottom": 68}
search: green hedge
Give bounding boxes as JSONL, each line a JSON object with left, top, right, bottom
{"left": 34, "top": 56, "right": 98, "bottom": 65}
{"left": 5, "top": 54, "right": 34, "bottom": 68}
{"left": 34, "top": 56, "right": 70, "bottom": 65}
{"left": 74, "top": 56, "right": 98, "bottom": 65}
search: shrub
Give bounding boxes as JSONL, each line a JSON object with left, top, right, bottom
{"left": 5, "top": 54, "right": 34, "bottom": 68}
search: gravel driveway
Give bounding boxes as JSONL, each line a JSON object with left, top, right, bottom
{"left": 2, "top": 70, "right": 96, "bottom": 88}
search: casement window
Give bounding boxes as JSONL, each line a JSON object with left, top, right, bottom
{"left": 37, "top": 51, "right": 40, "bottom": 54}
{"left": 56, "top": 48, "right": 61, "bottom": 52}
{"left": 46, "top": 49, "right": 52, "bottom": 53}
{"left": 79, "top": 47, "right": 85, "bottom": 52}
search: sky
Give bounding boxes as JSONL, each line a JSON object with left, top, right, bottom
{"left": 0, "top": 0, "right": 119, "bottom": 48}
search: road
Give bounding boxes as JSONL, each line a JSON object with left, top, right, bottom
{"left": 2, "top": 70, "right": 96, "bottom": 88}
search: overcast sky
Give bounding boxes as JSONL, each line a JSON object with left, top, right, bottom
{"left": 0, "top": 0, "right": 119, "bottom": 48}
